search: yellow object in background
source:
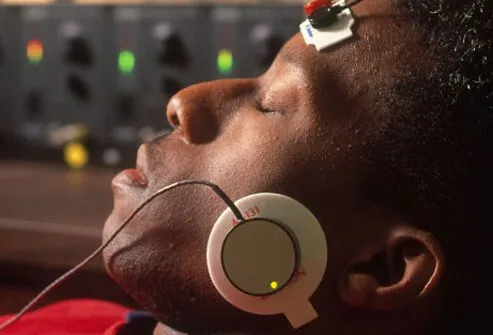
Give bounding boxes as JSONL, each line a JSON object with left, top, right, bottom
{"left": 64, "top": 142, "right": 89, "bottom": 170}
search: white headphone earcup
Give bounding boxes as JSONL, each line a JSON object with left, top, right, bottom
{"left": 206, "top": 193, "right": 327, "bottom": 329}
{"left": 221, "top": 218, "right": 298, "bottom": 296}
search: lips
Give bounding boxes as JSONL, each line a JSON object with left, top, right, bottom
{"left": 112, "top": 168, "right": 148, "bottom": 188}
{"left": 112, "top": 144, "right": 149, "bottom": 190}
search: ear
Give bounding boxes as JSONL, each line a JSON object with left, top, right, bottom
{"left": 340, "top": 226, "right": 445, "bottom": 310}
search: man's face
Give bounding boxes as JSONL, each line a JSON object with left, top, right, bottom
{"left": 103, "top": 1, "right": 428, "bottom": 333}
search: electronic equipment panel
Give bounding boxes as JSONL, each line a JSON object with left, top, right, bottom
{"left": 0, "top": 3, "right": 303, "bottom": 166}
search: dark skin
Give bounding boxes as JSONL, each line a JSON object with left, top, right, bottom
{"left": 103, "top": 1, "right": 446, "bottom": 334}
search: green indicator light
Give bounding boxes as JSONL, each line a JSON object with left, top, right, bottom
{"left": 217, "top": 49, "right": 233, "bottom": 75}
{"left": 270, "top": 281, "right": 278, "bottom": 290}
{"left": 118, "top": 50, "right": 135, "bottom": 74}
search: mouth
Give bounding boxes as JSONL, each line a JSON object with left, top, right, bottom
{"left": 111, "top": 144, "right": 149, "bottom": 191}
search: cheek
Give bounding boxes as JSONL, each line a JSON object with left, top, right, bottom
{"left": 103, "top": 189, "right": 216, "bottom": 289}
{"left": 204, "top": 115, "right": 315, "bottom": 198}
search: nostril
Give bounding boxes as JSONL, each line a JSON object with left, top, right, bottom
{"left": 166, "top": 95, "right": 184, "bottom": 132}
{"left": 168, "top": 112, "right": 181, "bottom": 131}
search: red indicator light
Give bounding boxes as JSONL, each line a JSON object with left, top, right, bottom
{"left": 27, "top": 39, "right": 44, "bottom": 64}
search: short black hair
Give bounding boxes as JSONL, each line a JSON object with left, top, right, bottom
{"left": 363, "top": 0, "right": 492, "bottom": 332}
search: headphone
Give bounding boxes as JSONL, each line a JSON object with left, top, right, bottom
{"left": 207, "top": 193, "right": 327, "bottom": 330}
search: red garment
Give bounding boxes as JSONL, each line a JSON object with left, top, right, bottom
{"left": 0, "top": 299, "right": 131, "bottom": 335}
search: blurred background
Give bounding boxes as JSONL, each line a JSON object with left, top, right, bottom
{"left": 0, "top": 0, "right": 304, "bottom": 315}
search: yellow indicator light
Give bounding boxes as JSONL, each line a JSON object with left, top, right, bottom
{"left": 270, "top": 281, "right": 279, "bottom": 290}
{"left": 64, "top": 142, "right": 89, "bottom": 170}
{"left": 217, "top": 49, "right": 233, "bottom": 75}
{"left": 27, "top": 39, "right": 43, "bottom": 64}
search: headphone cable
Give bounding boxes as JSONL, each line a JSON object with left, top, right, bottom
{"left": 0, "top": 180, "right": 244, "bottom": 332}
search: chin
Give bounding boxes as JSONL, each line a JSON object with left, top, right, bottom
{"left": 105, "top": 244, "right": 237, "bottom": 334}
{"left": 100, "top": 211, "right": 223, "bottom": 332}
{"left": 101, "top": 223, "right": 266, "bottom": 334}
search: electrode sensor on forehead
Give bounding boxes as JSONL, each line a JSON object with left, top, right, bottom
{"left": 300, "top": 0, "right": 364, "bottom": 51}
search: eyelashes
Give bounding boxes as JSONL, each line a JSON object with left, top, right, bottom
{"left": 256, "top": 101, "right": 277, "bottom": 114}
{"left": 254, "top": 85, "right": 286, "bottom": 115}
{"left": 255, "top": 96, "right": 280, "bottom": 114}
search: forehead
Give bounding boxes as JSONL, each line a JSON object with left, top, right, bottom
{"left": 271, "top": 0, "right": 425, "bottom": 100}
{"left": 276, "top": 0, "right": 406, "bottom": 72}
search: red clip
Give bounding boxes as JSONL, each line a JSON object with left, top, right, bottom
{"left": 304, "top": 0, "right": 331, "bottom": 17}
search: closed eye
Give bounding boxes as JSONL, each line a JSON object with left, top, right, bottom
{"left": 255, "top": 99, "right": 278, "bottom": 114}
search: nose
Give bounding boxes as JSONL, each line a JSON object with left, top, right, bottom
{"left": 166, "top": 79, "right": 254, "bottom": 144}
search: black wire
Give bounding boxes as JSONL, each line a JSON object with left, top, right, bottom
{"left": 199, "top": 181, "right": 245, "bottom": 223}
{"left": 0, "top": 180, "right": 244, "bottom": 332}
